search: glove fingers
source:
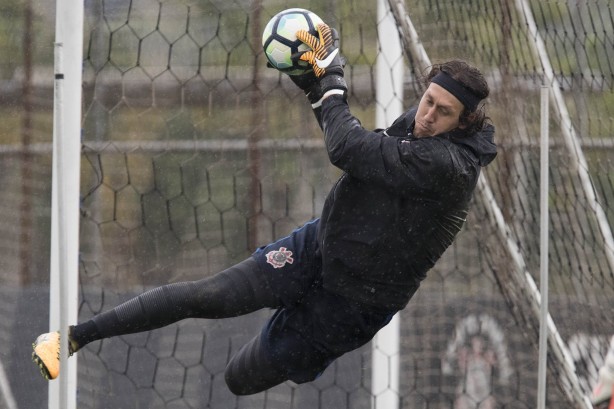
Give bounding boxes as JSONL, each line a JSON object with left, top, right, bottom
{"left": 290, "top": 50, "right": 304, "bottom": 61}
{"left": 297, "top": 50, "right": 315, "bottom": 64}
{"left": 296, "top": 51, "right": 323, "bottom": 76}
{"left": 316, "top": 23, "right": 330, "bottom": 47}
{"left": 317, "top": 24, "right": 333, "bottom": 47}
{"left": 291, "top": 50, "right": 309, "bottom": 62}
{"left": 315, "top": 24, "right": 333, "bottom": 61}
{"left": 296, "top": 30, "right": 319, "bottom": 51}
{"left": 313, "top": 65, "right": 325, "bottom": 78}
{"left": 294, "top": 23, "right": 342, "bottom": 80}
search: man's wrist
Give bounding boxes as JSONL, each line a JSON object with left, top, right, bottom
{"left": 309, "top": 74, "right": 347, "bottom": 108}
{"left": 310, "top": 89, "right": 346, "bottom": 109}
{"left": 319, "top": 74, "right": 347, "bottom": 93}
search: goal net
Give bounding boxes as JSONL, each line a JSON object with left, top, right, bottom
{"left": 1, "top": 0, "right": 612, "bottom": 408}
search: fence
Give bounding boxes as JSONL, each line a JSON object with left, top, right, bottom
{"left": 1, "top": 0, "right": 613, "bottom": 407}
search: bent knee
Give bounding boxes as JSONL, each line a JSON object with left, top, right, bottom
{"left": 224, "top": 358, "right": 287, "bottom": 395}
{"left": 224, "top": 335, "right": 287, "bottom": 395}
{"left": 224, "top": 369, "right": 253, "bottom": 395}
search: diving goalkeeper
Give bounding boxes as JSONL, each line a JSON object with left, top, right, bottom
{"left": 32, "top": 23, "right": 497, "bottom": 395}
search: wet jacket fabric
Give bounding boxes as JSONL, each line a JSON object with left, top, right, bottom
{"left": 316, "top": 95, "right": 497, "bottom": 310}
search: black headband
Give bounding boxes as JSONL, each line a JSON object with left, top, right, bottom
{"left": 430, "top": 71, "right": 482, "bottom": 112}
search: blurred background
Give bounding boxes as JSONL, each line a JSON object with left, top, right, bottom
{"left": 1, "top": 0, "right": 613, "bottom": 407}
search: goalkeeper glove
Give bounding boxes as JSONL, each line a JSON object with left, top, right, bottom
{"left": 294, "top": 24, "right": 347, "bottom": 106}
{"left": 265, "top": 57, "right": 323, "bottom": 105}
{"left": 287, "top": 71, "right": 325, "bottom": 105}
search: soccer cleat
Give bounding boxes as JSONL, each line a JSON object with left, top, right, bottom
{"left": 592, "top": 336, "right": 614, "bottom": 408}
{"left": 32, "top": 332, "right": 61, "bottom": 380}
{"left": 32, "top": 331, "right": 77, "bottom": 380}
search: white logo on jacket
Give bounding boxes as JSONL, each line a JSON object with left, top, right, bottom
{"left": 265, "top": 247, "right": 294, "bottom": 268}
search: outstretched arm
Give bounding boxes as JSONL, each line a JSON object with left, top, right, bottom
{"left": 287, "top": 23, "right": 347, "bottom": 130}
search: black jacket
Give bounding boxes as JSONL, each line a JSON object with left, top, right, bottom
{"left": 316, "top": 95, "right": 497, "bottom": 310}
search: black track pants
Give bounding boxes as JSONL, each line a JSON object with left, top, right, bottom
{"left": 71, "top": 257, "right": 291, "bottom": 394}
{"left": 72, "top": 258, "right": 279, "bottom": 343}
{"left": 224, "top": 328, "right": 289, "bottom": 395}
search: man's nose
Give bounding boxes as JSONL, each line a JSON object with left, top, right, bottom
{"left": 424, "top": 107, "right": 436, "bottom": 122}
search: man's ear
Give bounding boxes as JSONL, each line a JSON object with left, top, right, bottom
{"left": 458, "top": 111, "right": 476, "bottom": 129}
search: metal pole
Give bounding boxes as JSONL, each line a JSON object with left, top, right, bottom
{"left": 372, "top": 0, "right": 403, "bottom": 407}
{"left": 537, "top": 85, "right": 550, "bottom": 409}
{"left": 53, "top": 41, "right": 71, "bottom": 408}
{"left": 50, "top": 1, "right": 83, "bottom": 408}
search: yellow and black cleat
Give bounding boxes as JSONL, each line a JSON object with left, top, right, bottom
{"left": 32, "top": 332, "right": 61, "bottom": 380}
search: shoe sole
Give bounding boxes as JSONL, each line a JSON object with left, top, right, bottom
{"left": 32, "top": 346, "right": 54, "bottom": 380}
{"left": 32, "top": 352, "right": 51, "bottom": 381}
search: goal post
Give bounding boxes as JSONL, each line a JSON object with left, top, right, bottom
{"left": 371, "top": 1, "right": 404, "bottom": 408}
{"left": 50, "top": 0, "right": 83, "bottom": 408}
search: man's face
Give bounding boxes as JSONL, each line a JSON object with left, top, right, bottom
{"left": 413, "top": 82, "right": 465, "bottom": 137}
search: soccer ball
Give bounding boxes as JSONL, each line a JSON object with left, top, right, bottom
{"left": 262, "top": 8, "right": 325, "bottom": 76}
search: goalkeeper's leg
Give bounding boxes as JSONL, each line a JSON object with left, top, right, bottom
{"left": 82, "top": 257, "right": 279, "bottom": 342}
{"left": 224, "top": 306, "right": 333, "bottom": 395}
{"left": 224, "top": 285, "right": 396, "bottom": 395}
{"left": 32, "top": 257, "right": 280, "bottom": 380}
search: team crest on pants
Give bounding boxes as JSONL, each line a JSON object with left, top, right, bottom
{"left": 266, "top": 247, "right": 294, "bottom": 268}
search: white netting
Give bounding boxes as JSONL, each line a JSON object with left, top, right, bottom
{"left": 1, "top": 0, "right": 613, "bottom": 407}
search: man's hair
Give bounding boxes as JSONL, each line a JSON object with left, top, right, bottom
{"left": 423, "top": 59, "right": 490, "bottom": 134}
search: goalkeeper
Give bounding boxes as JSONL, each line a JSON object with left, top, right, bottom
{"left": 32, "top": 23, "right": 497, "bottom": 395}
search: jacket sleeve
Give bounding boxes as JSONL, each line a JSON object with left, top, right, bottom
{"left": 311, "top": 106, "right": 324, "bottom": 130}
{"left": 320, "top": 95, "right": 456, "bottom": 196}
